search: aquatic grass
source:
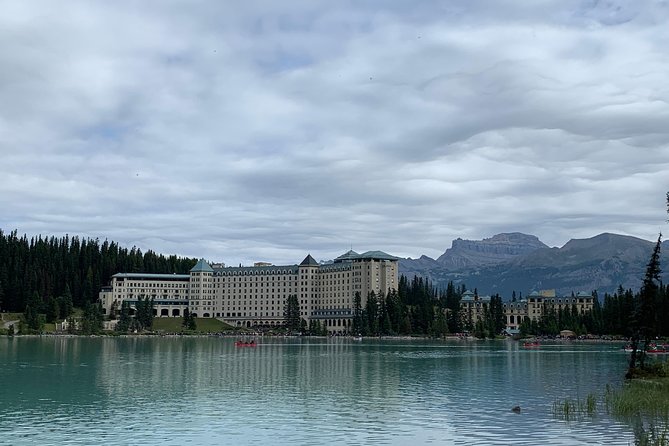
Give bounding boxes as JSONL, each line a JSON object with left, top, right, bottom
{"left": 552, "top": 392, "right": 599, "bottom": 420}
{"left": 631, "top": 422, "right": 669, "bottom": 446}
{"left": 605, "top": 378, "right": 669, "bottom": 421}
{"left": 553, "top": 383, "right": 669, "bottom": 445}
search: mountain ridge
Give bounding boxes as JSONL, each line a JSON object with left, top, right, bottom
{"left": 400, "top": 232, "right": 669, "bottom": 297}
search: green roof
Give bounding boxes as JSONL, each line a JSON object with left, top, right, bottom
{"left": 357, "top": 250, "right": 399, "bottom": 261}
{"left": 190, "top": 258, "right": 214, "bottom": 273}
{"left": 334, "top": 250, "right": 359, "bottom": 262}
{"left": 334, "top": 250, "right": 398, "bottom": 263}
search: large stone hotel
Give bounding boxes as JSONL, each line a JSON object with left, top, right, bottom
{"left": 99, "top": 250, "right": 399, "bottom": 333}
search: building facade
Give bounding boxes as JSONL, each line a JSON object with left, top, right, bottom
{"left": 459, "top": 290, "right": 491, "bottom": 328}
{"left": 457, "top": 289, "right": 595, "bottom": 332}
{"left": 503, "top": 290, "right": 595, "bottom": 330}
{"left": 99, "top": 250, "right": 399, "bottom": 333}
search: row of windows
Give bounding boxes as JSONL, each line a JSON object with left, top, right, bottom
{"left": 117, "top": 282, "right": 188, "bottom": 288}
{"left": 212, "top": 270, "right": 297, "bottom": 276}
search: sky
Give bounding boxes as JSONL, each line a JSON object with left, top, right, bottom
{"left": 1, "top": 0, "right": 669, "bottom": 266}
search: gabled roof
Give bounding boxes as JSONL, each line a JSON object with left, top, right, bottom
{"left": 300, "top": 254, "right": 319, "bottom": 266}
{"left": 190, "top": 258, "right": 214, "bottom": 273}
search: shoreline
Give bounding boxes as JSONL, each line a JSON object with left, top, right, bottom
{"left": 3, "top": 332, "right": 631, "bottom": 343}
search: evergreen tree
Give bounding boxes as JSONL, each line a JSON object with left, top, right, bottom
{"left": 46, "top": 298, "right": 60, "bottom": 323}
{"left": 116, "top": 301, "right": 131, "bottom": 332}
{"left": 187, "top": 309, "right": 197, "bottom": 331}
{"left": 484, "top": 294, "right": 505, "bottom": 337}
{"left": 432, "top": 309, "right": 449, "bottom": 338}
{"left": 628, "top": 234, "right": 662, "bottom": 375}
{"left": 352, "top": 292, "right": 363, "bottom": 335}
{"left": 307, "top": 319, "right": 326, "bottom": 336}
{"left": 365, "top": 291, "right": 379, "bottom": 336}
{"left": 80, "top": 301, "right": 103, "bottom": 334}
{"left": 24, "top": 304, "right": 37, "bottom": 332}
{"left": 135, "top": 296, "right": 155, "bottom": 330}
{"left": 283, "top": 294, "right": 301, "bottom": 332}
{"left": 182, "top": 308, "right": 191, "bottom": 329}
{"left": 385, "top": 289, "right": 403, "bottom": 335}
{"left": 473, "top": 319, "right": 486, "bottom": 339}
{"left": 60, "top": 285, "right": 74, "bottom": 319}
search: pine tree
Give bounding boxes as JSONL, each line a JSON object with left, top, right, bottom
{"left": 628, "top": 234, "right": 662, "bottom": 376}
{"left": 365, "top": 291, "right": 379, "bottom": 336}
{"left": 60, "top": 285, "right": 74, "bottom": 319}
{"left": 46, "top": 298, "right": 60, "bottom": 323}
{"left": 116, "top": 301, "right": 131, "bottom": 332}
{"left": 283, "top": 294, "right": 301, "bottom": 332}
{"left": 352, "top": 292, "right": 363, "bottom": 335}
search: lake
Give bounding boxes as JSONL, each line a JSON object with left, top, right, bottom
{"left": 0, "top": 337, "right": 635, "bottom": 445}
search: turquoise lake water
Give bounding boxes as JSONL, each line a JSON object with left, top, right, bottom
{"left": 0, "top": 337, "right": 636, "bottom": 445}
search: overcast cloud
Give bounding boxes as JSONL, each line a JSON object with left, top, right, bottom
{"left": 1, "top": 0, "right": 668, "bottom": 265}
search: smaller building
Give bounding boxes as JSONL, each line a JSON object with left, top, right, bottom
{"left": 459, "top": 290, "right": 491, "bottom": 327}
{"left": 502, "top": 290, "right": 595, "bottom": 330}
{"left": 98, "top": 272, "right": 191, "bottom": 318}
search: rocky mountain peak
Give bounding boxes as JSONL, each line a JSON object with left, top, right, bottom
{"left": 436, "top": 232, "right": 548, "bottom": 270}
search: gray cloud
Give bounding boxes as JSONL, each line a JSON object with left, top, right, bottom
{"left": 1, "top": 0, "right": 668, "bottom": 265}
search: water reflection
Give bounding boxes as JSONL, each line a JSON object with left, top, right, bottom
{"left": 0, "top": 337, "right": 640, "bottom": 445}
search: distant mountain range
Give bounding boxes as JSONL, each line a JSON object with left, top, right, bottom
{"left": 400, "top": 232, "right": 669, "bottom": 297}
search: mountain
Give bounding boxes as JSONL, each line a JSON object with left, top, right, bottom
{"left": 400, "top": 232, "right": 669, "bottom": 297}
{"left": 401, "top": 232, "right": 546, "bottom": 279}
{"left": 436, "top": 232, "right": 548, "bottom": 269}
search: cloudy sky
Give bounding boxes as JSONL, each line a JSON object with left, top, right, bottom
{"left": 1, "top": 0, "right": 668, "bottom": 265}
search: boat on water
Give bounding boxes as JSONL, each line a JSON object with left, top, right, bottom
{"left": 646, "top": 343, "right": 667, "bottom": 354}
{"left": 522, "top": 341, "right": 540, "bottom": 348}
{"left": 622, "top": 343, "right": 668, "bottom": 354}
{"left": 235, "top": 340, "right": 257, "bottom": 348}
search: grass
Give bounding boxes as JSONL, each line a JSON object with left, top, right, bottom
{"left": 151, "top": 317, "right": 235, "bottom": 333}
{"left": 552, "top": 392, "right": 598, "bottom": 420}
{"left": 0, "top": 312, "right": 23, "bottom": 322}
{"left": 605, "top": 378, "right": 669, "bottom": 421}
{"left": 553, "top": 374, "right": 669, "bottom": 445}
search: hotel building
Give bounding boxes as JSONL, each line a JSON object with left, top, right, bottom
{"left": 99, "top": 250, "right": 399, "bottom": 333}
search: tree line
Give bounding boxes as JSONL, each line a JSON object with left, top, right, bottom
{"left": 0, "top": 229, "right": 197, "bottom": 313}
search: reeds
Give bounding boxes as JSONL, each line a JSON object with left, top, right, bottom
{"left": 604, "top": 379, "right": 669, "bottom": 421}
{"left": 551, "top": 392, "right": 598, "bottom": 420}
{"left": 553, "top": 379, "right": 669, "bottom": 445}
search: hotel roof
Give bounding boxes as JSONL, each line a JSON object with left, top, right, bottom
{"left": 112, "top": 273, "right": 190, "bottom": 280}
{"left": 334, "top": 250, "right": 398, "bottom": 262}
{"left": 190, "top": 258, "right": 214, "bottom": 273}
